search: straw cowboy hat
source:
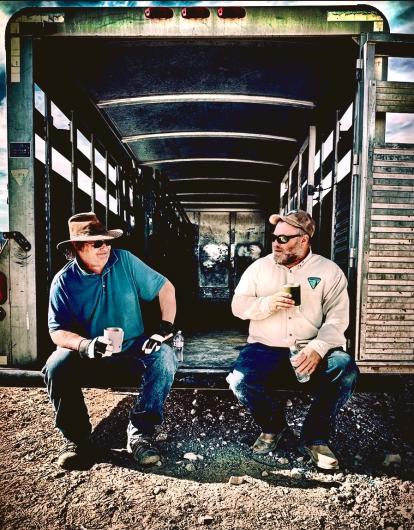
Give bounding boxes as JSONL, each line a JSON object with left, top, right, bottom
{"left": 57, "top": 212, "right": 123, "bottom": 250}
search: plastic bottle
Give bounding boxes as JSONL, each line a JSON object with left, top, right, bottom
{"left": 289, "top": 343, "right": 310, "bottom": 383}
{"left": 173, "top": 330, "right": 184, "bottom": 362}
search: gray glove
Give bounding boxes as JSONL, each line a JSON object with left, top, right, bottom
{"left": 78, "top": 336, "right": 113, "bottom": 359}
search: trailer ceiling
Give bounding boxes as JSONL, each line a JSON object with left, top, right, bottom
{"left": 35, "top": 34, "right": 359, "bottom": 211}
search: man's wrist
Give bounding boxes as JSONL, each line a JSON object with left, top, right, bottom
{"left": 78, "top": 338, "right": 92, "bottom": 358}
{"left": 263, "top": 296, "right": 276, "bottom": 314}
{"left": 159, "top": 320, "right": 174, "bottom": 337}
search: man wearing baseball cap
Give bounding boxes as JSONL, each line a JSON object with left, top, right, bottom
{"left": 43, "top": 212, "right": 178, "bottom": 469}
{"left": 227, "top": 209, "right": 359, "bottom": 471}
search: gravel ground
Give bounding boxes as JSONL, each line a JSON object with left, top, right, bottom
{"left": 0, "top": 378, "right": 413, "bottom": 530}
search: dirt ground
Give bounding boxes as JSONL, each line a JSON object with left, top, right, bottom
{"left": 1, "top": 378, "right": 414, "bottom": 530}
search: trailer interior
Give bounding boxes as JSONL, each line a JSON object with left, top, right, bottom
{"left": 1, "top": 6, "right": 414, "bottom": 379}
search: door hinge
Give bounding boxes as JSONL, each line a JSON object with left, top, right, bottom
{"left": 2, "top": 231, "right": 31, "bottom": 252}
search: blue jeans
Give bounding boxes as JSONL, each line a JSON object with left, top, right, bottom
{"left": 227, "top": 343, "right": 359, "bottom": 445}
{"left": 42, "top": 337, "right": 178, "bottom": 444}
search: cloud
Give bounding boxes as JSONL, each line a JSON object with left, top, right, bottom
{"left": 0, "top": 11, "right": 8, "bottom": 91}
{"left": 0, "top": 210, "right": 8, "bottom": 231}
{"left": 0, "top": 93, "right": 7, "bottom": 231}
{"left": 0, "top": 175, "right": 8, "bottom": 231}
{"left": 393, "top": 2, "right": 414, "bottom": 32}
{"left": 375, "top": 1, "right": 414, "bottom": 33}
{"left": 386, "top": 113, "right": 414, "bottom": 143}
{"left": 389, "top": 57, "right": 414, "bottom": 82}
{"left": 0, "top": 97, "right": 7, "bottom": 172}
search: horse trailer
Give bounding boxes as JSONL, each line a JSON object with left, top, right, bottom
{"left": 0, "top": 5, "right": 413, "bottom": 382}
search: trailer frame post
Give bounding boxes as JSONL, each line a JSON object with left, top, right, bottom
{"left": 330, "top": 110, "right": 340, "bottom": 260}
{"left": 6, "top": 35, "right": 38, "bottom": 366}
{"left": 70, "top": 110, "right": 78, "bottom": 215}
{"left": 306, "top": 125, "right": 316, "bottom": 214}
{"left": 90, "top": 133, "right": 96, "bottom": 212}
{"left": 44, "top": 92, "right": 52, "bottom": 284}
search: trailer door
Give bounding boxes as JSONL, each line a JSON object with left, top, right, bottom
{"left": 355, "top": 34, "right": 414, "bottom": 373}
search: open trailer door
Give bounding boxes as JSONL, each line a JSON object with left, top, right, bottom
{"left": 353, "top": 33, "right": 414, "bottom": 373}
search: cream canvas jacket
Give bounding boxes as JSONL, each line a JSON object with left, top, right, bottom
{"left": 232, "top": 251, "right": 349, "bottom": 358}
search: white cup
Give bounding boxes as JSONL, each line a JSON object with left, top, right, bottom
{"left": 104, "top": 327, "right": 124, "bottom": 353}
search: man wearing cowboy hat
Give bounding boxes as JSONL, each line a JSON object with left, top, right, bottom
{"left": 227, "top": 210, "right": 359, "bottom": 471}
{"left": 43, "top": 212, "right": 178, "bottom": 469}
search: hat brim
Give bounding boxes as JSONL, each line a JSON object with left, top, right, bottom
{"left": 57, "top": 229, "right": 123, "bottom": 250}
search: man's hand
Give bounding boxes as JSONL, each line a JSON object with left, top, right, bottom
{"left": 142, "top": 320, "right": 174, "bottom": 355}
{"left": 290, "top": 346, "right": 322, "bottom": 376}
{"left": 267, "top": 291, "right": 295, "bottom": 312}
{"left": 78, "top": 336, "right": 113, "bottom": 359}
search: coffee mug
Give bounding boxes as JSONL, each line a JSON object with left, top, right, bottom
{"left": 104, "top": 327, "right": 124, "bottom": 353}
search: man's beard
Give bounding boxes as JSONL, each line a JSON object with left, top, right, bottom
{"left": 273, "top": 250, "right": 299, "bottom": 266}
{"left": 273, "top": 241, "right": 304, "bottom": 266}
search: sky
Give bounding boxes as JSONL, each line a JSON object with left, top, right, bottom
{"left": 0, "top": 0, "right": 413, "bottom": 230}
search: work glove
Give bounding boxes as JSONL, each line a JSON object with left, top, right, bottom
{"left": 78, "top": 336, "right": 114, "bottom": 359}
{"left": 142, "top": 320, "right": 174, "bottom": 355}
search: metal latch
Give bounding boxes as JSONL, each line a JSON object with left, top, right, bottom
{"left": 2, "top": 231, "right": 31, "bottom": 252}
{"left": 355, "top": 58, "right": 363, "bottom": 81}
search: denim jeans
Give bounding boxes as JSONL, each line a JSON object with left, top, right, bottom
{"left": 42, "top": 336, "right": 178, "bottom": 444}
{"left": 227, "top": 342, "right": 359, "bottom": 445}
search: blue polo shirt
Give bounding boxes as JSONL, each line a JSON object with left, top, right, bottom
{"left": 48, "top": 249, "right": 167, "bottom": 351}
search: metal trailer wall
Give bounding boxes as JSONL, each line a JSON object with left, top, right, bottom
{"left": 279, "top": 34, "right": 414, "bottom": 372}
{"left": 2, "top": 58, "right": 194, "bottom": 367}
{"left": 355, "top": 35, "right": 414, "bottom": 373}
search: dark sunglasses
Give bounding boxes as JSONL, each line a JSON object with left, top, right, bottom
{"left": 271, "top": 233, "right": 303, "bottom": 244}
{"left": 87, "top": 240, "right": 111, "bottom": 249}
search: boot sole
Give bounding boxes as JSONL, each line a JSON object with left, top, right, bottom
{"left": 303, "top": 446, "right": 339, "bottom": 471}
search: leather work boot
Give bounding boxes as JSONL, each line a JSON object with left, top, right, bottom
{"left": 251, "top": 428, "right": 287, "bottom": 455}
{"left": 57, "top": 439, "right": 94, "bottom": 470}
{"left": 303, "top": 444, "right": 340, "bottom": 471}
{"left": 127, "top": 435, "right": 161, "bottom": 466}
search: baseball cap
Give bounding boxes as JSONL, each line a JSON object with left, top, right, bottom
{"left": 269, "top": 209, "right": 316, "bottom": 238}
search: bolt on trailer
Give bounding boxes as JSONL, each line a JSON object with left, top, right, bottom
{"left": 0, "top": 5, "right": 413, "bottom": 380}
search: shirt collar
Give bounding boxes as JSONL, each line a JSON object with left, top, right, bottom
{"left": 290, "top": 249, "right": 313, "bottom": 271}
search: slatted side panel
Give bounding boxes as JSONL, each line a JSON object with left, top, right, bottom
{"left": 333, "top": 175, "right": 351, "bottom": 274}
{"left": 376, "top": 81, "right": 414, "bottom": 114}
{"left": 360, "top": 145, "right": 414, "bottom": 362}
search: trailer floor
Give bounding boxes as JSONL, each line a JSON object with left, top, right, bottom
{"left": 181, "top": 328, "right": 244, "bottom": 369}
{"left": 1, "top": 379, "right": 414, "bottom": 530}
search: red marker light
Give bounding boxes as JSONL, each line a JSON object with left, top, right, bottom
{"left": 144, "top": 7, "right": 174, "bottom": 19}
{"left": 217, "top": 7, "right": 246, "bottom": 19}
{"left": 182, "top": 7, "right": 210, "bottom": 19}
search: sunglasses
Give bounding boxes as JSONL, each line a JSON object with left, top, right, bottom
{"left": 87, "top": 240, "right": 111, "bottom": 249}
{"left": 271, "top": 233, "right": 303, "bottom": 244}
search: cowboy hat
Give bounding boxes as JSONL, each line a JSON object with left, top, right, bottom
{"left": 57, "top": 212, "right": 123, "bottom": 250}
